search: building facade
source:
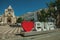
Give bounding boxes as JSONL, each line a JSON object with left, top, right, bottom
{"left": 0, "top": 5, "right": 16, "bottom": 24}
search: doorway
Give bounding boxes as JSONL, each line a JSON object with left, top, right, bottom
{"left": 7, "top": 17, "right": 11, "bottom": 24}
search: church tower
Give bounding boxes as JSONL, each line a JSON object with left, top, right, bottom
{"left": 2, "top": 5, "right": 16, "bottom": 24}
{"left": 5, "top": 5, "right": 15, "bottom": 17}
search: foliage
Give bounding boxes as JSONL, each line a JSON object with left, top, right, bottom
{"left": 46, "top": 0, "right": 57, "bottom": 19}
{"left": 30, "top": 18, "right": 34, "bottom": 21}
{"left": 39, "top": 9, "right": 48, "bottom": 22}
{"left": 17, "top": 17, "right": 23, "bottom": 23}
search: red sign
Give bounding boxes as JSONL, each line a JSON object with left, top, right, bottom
{"left": 21, "top": 21, "right": 34, "bottom": 32}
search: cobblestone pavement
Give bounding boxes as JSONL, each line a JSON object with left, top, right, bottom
{"left": 0, "top": 25, "right": 60, "bottom": 40}
{"left": 0, "top": 25, "right": 23, "bottom": 40}
{"left": 0, "top": 25, "right": 21, "bottom": 34}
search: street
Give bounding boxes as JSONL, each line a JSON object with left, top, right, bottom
{"left": 25, "top": 29, "right": 60, "bottom": 40}
{"left": 0, "top": 25, "right": 60, "bottom": 40}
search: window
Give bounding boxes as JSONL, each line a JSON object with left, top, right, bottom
{"left": 8, "top": 9, "right": 12, "bottom": 12}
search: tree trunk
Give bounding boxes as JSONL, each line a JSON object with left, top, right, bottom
{"left": 57, "top": 14, "right": 60, "bottom": 28}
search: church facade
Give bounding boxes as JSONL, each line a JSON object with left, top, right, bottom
{"left": 0, "top": 5, "right": 17, "bottom": 24}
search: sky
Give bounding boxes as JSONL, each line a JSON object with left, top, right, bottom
{"left": 0, "top": 0, "right": 55, "bottom": 16}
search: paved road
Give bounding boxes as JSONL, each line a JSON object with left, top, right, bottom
{"left": 0, "top": 25, "right": 21, "bottom": 34}
{"left": 0, "top": 25, "right": 60, "bottom": 40}
{"left": 24, "top": 29, "right": 60, "bottom": 40}
{"left": 0, "top": 25, "right": 23, "bottom": 40}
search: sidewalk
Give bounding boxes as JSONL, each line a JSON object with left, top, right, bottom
{"left": 21, "top": 28, "right": 60, "bottom": 37}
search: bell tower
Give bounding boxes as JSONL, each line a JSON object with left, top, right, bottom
{"left": 2, "top": 5, "right": 16, "bottom": 24}
{"left": 5, "top": 5, "right": 15, "bottom": 17}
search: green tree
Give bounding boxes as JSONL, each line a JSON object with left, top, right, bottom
{"left": 46, "top": 0, "right": 60, "bottom": 27}
{"left": 40, "top": 9, "right": 47, "bottom": 22}
{"left": 17, "top": 17, "right": 23, "bottom": 23}
{"left": 30, "top": 18, "right": 34, "bottom": 21}
{"left": 37, "top": 12, "right": 41, "bottom": 21}
{"left": 55, "top": 0, "right": 60, "bottom": 27}
{"left": 46, "top": 0, "right": 57, "bottom": 23}
{"left": 40, "top": 9, "right": 48, "bottom": 28}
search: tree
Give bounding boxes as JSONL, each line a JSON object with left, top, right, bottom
{"left": 46, "top": 0, "right": 57, "bottom": 23}
{"left": 46, "top": 0, "right": 60, "bottom": 28}
{"left": 39, "top": 9, "right": 48, "bottom": 28}
{"left": 17, "top": 17, "right": 23, "bottom": 23}
{"left": 55, "top": 0, "right": 60, "bottom": 28}
{"left": 40, "top": 9, "right": 48, "bottom": 22}
{"left": 47, "top": 1, "right": 56, "bottom": 17}
{"left": 37, "top": 12, "right": 41, "bottom": 21}
{"left": 30, "top": 18, "right": 34, "bottom": 21}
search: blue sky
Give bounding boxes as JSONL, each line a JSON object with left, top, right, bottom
{"left": 0, "top": 0, "right": 55, "bottom": 16}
